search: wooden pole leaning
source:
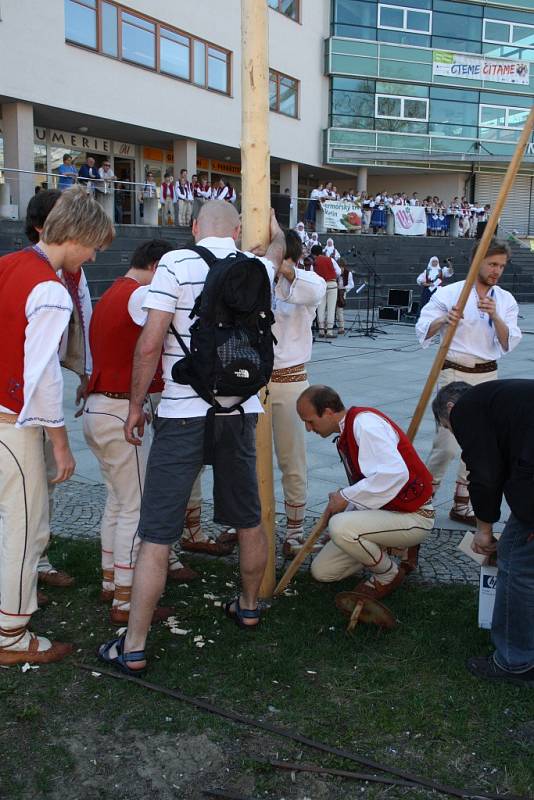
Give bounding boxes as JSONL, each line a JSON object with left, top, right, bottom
{"left": 240, "top": 0, "right": 275, "bottom": 598}
{"left": 273, "top": 510, "right": 330, "bottom": 597}
{"left": 406, "top": 105, "right": 534, "bottom": 443}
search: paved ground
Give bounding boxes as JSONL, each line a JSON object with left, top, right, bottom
{"left": 53, "top": 303, "right": 534, "bottom": 586}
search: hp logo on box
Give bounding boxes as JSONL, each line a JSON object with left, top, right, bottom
{"left": 483, "top": 574, "right": 498, "bottom": 589}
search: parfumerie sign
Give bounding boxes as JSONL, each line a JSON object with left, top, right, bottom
{"left": 433, "top": 51, "right": 529, "bottom": 85}
{"left": 35, "top": 127, "right": 111, "bottom": 154}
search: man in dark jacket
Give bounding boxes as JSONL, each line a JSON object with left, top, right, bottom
{"left": 433, "top": 379, "right": 534, "bottom": 687}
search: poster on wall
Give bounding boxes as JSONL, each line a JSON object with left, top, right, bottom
{"left": 322, "top": 200, "right": 362, "bottom": 231}
{"left": 391, "top": 206, "right": 427, "bottom": 236}
{"left": 432, "top": 51, "right": 529, "bottom": 85}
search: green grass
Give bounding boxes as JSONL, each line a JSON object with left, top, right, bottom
{"left": 1, "top": 537, "right": 533, "bottom": 800}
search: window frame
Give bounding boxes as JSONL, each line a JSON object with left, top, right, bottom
{"left": 267, "top": 0, "right": 300, "bottom": 24}
{"left": 483, "top": 18, "right": 534, "bottom": 49}
{"left": 375, "top": 93, "right": 429, "bottom": 122}
{"left": 479, "top": 104, "right": 530, "bottom": 130}
{"left": 269, "top": 68, "right": 299, "bottom": 118}
{"left": 378, "top": 4, "right": 432, "bottom": 35}
{"left": 64, "top": 0, "right": 232, "bottom": 96}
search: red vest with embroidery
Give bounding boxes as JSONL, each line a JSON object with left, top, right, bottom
{"left": 0, "top": 249, "right": 63, "bottom": 413}
{"left": 313, "top": 255, "right": 337, "bottom": 282}
{"left": 337, "top": 407, "right": 433, "bottom": 512}
{"left": 87, "top": 277, "right": 163, "bottom": 395}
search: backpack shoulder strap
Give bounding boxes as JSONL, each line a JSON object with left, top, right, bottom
{"left": 187, "top": 244, "right": 218, "bottom": 267}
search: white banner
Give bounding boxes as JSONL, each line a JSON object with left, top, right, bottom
{"left": 322, "top": 200, "right": 362, "bottom": 231}
{"left": 391, "top": 206, "right": 427, "bottom": 236}
{"left": 433, "top": 51, "right": 529, "bottom": 85}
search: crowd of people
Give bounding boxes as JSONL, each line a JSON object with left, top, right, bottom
{"left": 304, "top": 182, "right": 492, "bottom": 237}
{"left": 0, "top": 187, "right": 532, "bottom": 689}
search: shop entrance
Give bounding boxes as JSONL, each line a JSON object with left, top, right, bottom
{"left": 114, "top": 157, "right": 135, "bottom": 224}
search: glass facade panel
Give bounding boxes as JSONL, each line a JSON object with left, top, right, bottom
{"left": 193, "top": 40, "right": 206, "bottom": 85}
{"left": 483, "top": 43, "right": 534, "bottom": 61}
{"left": 160, "top": 31, "right": 190, "bottom": 80}
{"left": 332, "top": 77, "right": 375, "bottom": 92}
{"left": 279, "top": 77, "right": 298, "bottom": 116}
{"left": 430, "top": 87, "right": 479, "bottom": 103}
{"left": 432, "top": 36, "right": 481, "bottom": 54}
{"left": 331, "top": 114, "right": 374, "bottom": 129}
{"left": 406, "top": 10, "right": 430, "bottom": 33}
{"left": 207, "top": 47, "right": 227, "bottom": 92}
{"left": 430, "top": 99, "right": 478, "bottom": 126}
{"left": 375, "top": 118, "right": 427, "bottom": 132}
{"left": 429, "top": 122, "right": 478, "bottom": 137}
{"left": 508, "top": 109, "right": 529, "bottom": 127}
{"left": 269, "top": 76, "right": 278, "bottom": 109}
{"left": 379, "top": 6, "right": 404, "bottom": 29}
{"left": 64, "top": 0, "right": 97, "bottom": 48}
{"left": 376, "top": 96, "right": 402, "bottom": 117}
{"left": 433, "top": 1, "right": 482, "bottom": 17}
{"left": 484, "top": 20, "right": 510, "bottom": 43}
{"left": 377, "top": 28, "right": 430, "bottom": 47}
{"left": 480, "top": 106, "right": 506, "bottom": 127}
{"left": 334, "top": 24, "right": 376, "bottom": 39}
{"left": 280, "top": 0, "right": 299, "bottom": 20}
{"left": 480, "top": 127, "right": 520, "bottom": 143}
{"left": 335, "top": 0, "right": 376, "bottom": 27}
{"left": 121, "top": 13, "right": 155, "bottom": 68}
{"left": 380, "top": 0, "right": 430, "bottom": 8}
{"left": 332, "top": 90, "right": 375, "bottom": 117}
{"left": 513, "top": 26, "right": 534, "bottom": 47}
{"left": 376, "top": 81, "right": 428, "bottom": 98}
{"left": 432, "top": 12, "right": 481, "bottom": 41}
{"left": 404, "top": 98, "right": 427, "bottom": 119}
{"left": 101, "top": 2, "right": 118, "bottom": 56}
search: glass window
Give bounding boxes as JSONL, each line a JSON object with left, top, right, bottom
{"left": 432, "top": 12, "right": 481, "bottom": 41}
{"left": 376, "top": 81, "right": 428, "bottom": 98}
{"left": 377, "top": 28, "right": 430, "bottom": 47}
{"left": 430, "top": 87, "right": 479, "bottom": 103}
{"left": 101, "top": 2, "right": 118, "bottom": 57}
{"left": 432, "top": 36, "right": 481, "bottom": 54}
{"left": 484, "top": 20, "right": 511, "bottom": 44}
{"left": 331, "top": 114, "right": 374, "bottom": 129}
{"left": 193, "top": 40, "right": 206, "bottom": 85}
{"left": 375, "top": 118, "right": 427, "bottom": 133}
{"left": 376, "top": 94, "right": 428, "bottom": 121}
{"left": 332, "top": 90, "right": 375, "bottom": 117}
{"left": 512, "top": 26, "right": 534, "bottom": 48}
{"left": 333, "top": 24, "right": 376, "bottom": 39}
{"left": 64, "top": 0, "right": 97, "bottom": 48}
{"left": 332, "top": 77, "right": 375, "bottom": 93}
{"left": 429, "top": 122, "right": 478, "bottom": 137}
{"left": 479, "top": 105, "right": 529, "bottom": 129}
{"left": 207, "top": 47, "right": 228, "bottom": 92}
{"left": 433, "top": 1, "right": 481, "bottom": 17}
{"left": 334, "top": 0, "right": 376, "bottom": 27}
{"left": 270, "top": 70, "right": 298, "bottom": 117}
{"left": 378, "top": 4, "right": 431, "bottom": 34}
{"left": 430, "top": 99, "right": 478, "bottom": 126}
{"left": 160, "top": 29, "right": 190, "bottom": 80}
{"left": 268, "top": 0, "right": 299, "bottom": 22}
{"left": 121, "top": 12, "right": 155, "bottom": 68}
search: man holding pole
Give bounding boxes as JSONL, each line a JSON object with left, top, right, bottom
{"left": 416, "top": 239, "right": 521, "bottom": 525}
{"left": 432, "top": 379, "right": 534, "bottom": 686}
{"left": 297, "top": 385, "right": 434, "bottom": 597}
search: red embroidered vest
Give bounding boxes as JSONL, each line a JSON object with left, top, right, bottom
{"left": 337, "top": 407, "right": 433, "bottom": 512}
{"left": 87, "top": 277, "right": 163, "bottom": 395}
{"left": 0, "top": 249, "right": 63, "bottom": 413}
{"left": 313, "top": 255, "right": 337, "bottom": 282}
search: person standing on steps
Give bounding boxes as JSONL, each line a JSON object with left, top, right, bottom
{"left": 415, "top": 239, "right": 521, "bottom": 525}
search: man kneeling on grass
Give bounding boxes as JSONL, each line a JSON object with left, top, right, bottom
{"left": 296, "top": 385, "right": 434, "bottom": 599}
{"left": 433, "top": 379, "right": 534, "bottom": 687}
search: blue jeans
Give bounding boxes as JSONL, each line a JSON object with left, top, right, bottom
{"left": 492, "top": 513, "right": 534, "bottom": 673}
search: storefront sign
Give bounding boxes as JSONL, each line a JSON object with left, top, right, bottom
{"left": 35, "top": 127, "right": 111, "bottom": 153}
{"left": 391, "top": 205, "right": 427, "bottom": 236}
{"left": 433, "top": 51, "right": 529, "bottom": 85}
{"left": 210, "top": 159, "right": 241, "bottom": 176}
{"left": 196, "top": 157, "right": 210, "bottom": 170}
{"left": 322, "top": 201, "right": 361, "bottom": 231}
{"left": 113, "top": 141, "right": 136, "bottom": 157}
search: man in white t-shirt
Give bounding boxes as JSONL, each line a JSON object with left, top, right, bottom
{"left": 416, "top": 239, "right": 521, "bottom": 524}
{"left": 98, "top": 200, "right": 285, "bottom": 673}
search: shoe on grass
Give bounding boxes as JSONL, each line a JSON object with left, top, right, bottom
{"left": 467, "top": 655, "right": 534, "bottom": 687}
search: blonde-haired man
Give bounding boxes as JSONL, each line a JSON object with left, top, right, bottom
{"left": 0, "top": 186, "right": 114, "bottom": 666}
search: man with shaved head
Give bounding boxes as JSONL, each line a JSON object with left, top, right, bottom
{"left": 99, "top": 200, "right": 285, "bottom": 673}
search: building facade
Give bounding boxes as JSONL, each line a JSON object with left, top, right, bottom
{"left": 0, "top": 0, "right": 534, "bottom": 232}
{"left": 326, "top": 0, "right": 534, "bottom": 233}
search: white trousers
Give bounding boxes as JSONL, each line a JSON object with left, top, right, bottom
{"left": 427, "top": 365, "right": 497, "bottom": 486}
{"left": 163, "top": 197, "right": 175, "bottom": 223}
{"left": 83, "top": 395, "right": 151, "bottom": 590}
{"left": 311, "top": 507, "right": 433, "bottom": 583}
{"left": 0, "top": 423, "right": 49, "bottom": 628}
{"left": 269, "top": 379, "right": 308, "bottom": 530}
{"left": 336, "top": 305, "right": 345, "bottom": 330}
{"left": 317, "top": 281, "right": 338, "bottom": 332}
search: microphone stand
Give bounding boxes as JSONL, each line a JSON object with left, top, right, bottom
{"left": 348, "top": 248, "right": 388, "bottom": 339}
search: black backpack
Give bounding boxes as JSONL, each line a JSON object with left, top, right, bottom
{"left": 170, "top": 245, "right": 274, "bottom": 462}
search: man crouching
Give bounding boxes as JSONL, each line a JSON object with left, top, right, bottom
{"left": 296, "top": 385, "right": 434, "bottom": 598}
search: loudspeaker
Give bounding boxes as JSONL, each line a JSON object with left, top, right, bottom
{"left": 271, "top": 193, "right": 290, "bottom": 227}
{"left": 378, "top": 306, "right": 401, "bottom": 321}
{"left": 388, "top": 289, "right": 412, "bottom": 308}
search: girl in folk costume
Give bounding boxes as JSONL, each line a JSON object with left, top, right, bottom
{"left": 416, "top": 255, "right": 454, "bottom": 309}
{"left": 336, "top": 258, "right": 355, "bottom": 335}
{"left": 295, "top": 221, "right": 310, "bottom": 253}
{"left": 360, "top": 191, "right": 372, "bottom": 233}
{"left": 370, "top": 195, "right": 387, "bottom": 234}
{"left": 25, "top": 191, "right": 93, "bottom": 591}
{"left": 0, "top": 187, "right": 114, "bottom": 666}
{"left": 161, "top": 174, "right": 176, "bottom": 225}
{"left": 308, "top": 231, "right": 321, "bottom": 251}
{"left": 192, "top": 172, "right": 212, "bottom": 220}
{"left": 323, "top": 237, "right": 340, "bottom": 260}
{"left": 323, "top": 181, "right": 337, "bottom": 200}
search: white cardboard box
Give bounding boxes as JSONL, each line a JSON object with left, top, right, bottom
{"left": 478, "top": 566, "right": 498, "bottom": 629}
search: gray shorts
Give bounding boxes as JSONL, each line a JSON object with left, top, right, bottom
{"left": 138, "top": 414, "right": 260, "bottom": 545}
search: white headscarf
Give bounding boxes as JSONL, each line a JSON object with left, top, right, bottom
{"left": 309, "top": 232, "right": 320, "bottom": 247}
{"left": 323, "top": 238, "right": 339, "bottom": 259}
{"left": 295, "top": 222, "right": 307, "bottom": 242}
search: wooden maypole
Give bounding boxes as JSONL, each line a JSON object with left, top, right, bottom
{"left": 407, "top": 105, "right": 534, "bottom": 442}
{"left": 240, "top": 0, "right": 276, "bottom": 597}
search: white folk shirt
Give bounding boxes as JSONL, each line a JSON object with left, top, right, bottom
{"left": 143, "top": 237, "right": 275, "bottom": 418}
{"left": 57, "top": 267, "right": 93, "bottom": 374}
{"left": 0, "top": 281, "right": 72, "bottom": 428}
{"left": 338, "top": 412, "right": 409, "bottom": 510}
{"left": 272, "top": 268, "right": 326, "bottom": 370}
{"left": 337, "top": 271, "right": 355, "bottom": 292}
{"left": 415, "top": 280, "right": 521, "bottom": 362}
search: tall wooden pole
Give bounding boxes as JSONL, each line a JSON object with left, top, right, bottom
{"left": 407, "top": 105, "right": 534, "bottom": 442}
{"left": 240, "top": 0, "right": 276, "bottom": 597}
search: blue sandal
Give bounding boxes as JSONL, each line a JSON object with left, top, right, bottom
{"left": 224, "top": 597, "right": 261, "bottom": 630}
{"left": 97, "top": 634, "right": 147, "bottom": 676}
